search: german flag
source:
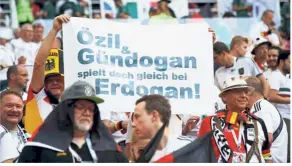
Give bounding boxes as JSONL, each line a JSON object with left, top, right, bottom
{"left": 24, "top": 49, "right": 63, "bottom": 134}
{"left": 155, "top": 132, "right": 217, "bottom": 163}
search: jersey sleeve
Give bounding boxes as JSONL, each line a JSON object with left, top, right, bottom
{"left": 0, "top": 127, "right": 19, "bottom": 162}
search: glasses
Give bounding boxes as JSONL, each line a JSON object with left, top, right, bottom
{"left": 74, "top": 104, "right": 96, "bottom": 114}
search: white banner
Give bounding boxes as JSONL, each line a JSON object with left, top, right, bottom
{"left": 63, "top": 17, "right": 214, "bottom": 115}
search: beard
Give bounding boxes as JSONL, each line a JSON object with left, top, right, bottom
{"left": 74, "top": 120, "right": 93, "bottom": 132}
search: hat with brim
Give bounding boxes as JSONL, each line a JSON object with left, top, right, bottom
{"left": 45, "top": 73, "right": 64, "bottom": 80}
{"left": 61, "top": 81, "right": 104, "bottom": 104}
{"left": 219, "top": 77, "right": 255, "bottom": 97}
{"left": 251, "top": 37, "right": 272, "bottom": 55}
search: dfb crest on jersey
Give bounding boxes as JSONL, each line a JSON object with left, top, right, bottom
{"left": 238, "top": 68, "right": 244, "bottom": 75}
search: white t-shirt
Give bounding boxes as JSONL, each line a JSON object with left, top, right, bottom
{"left": 150, "top": 135, "right": 193, "bottom": 162}
{"left": 251, "top": 98, "right": 288, "bottom": 163}
{"left": 0, "top": 45, "right": 16, "bottom": 80}
{"left": 34, "top": 88, "right": 56, "bottom": 120}
{"left": 215, "top": 56, "right": 262, "bottom": 90}
{"left": 263, "top": 68, "right": 273, "bottom": 80}
{"left": 249, "top": 21, "right": 280, "bottom": 46}
{"left": 0, "top": 126, "right": 19, "bottom": 162}
{"left": 267, "top": 69, "right": 290, "bottom": 119}
{"left": 8, "top": 38, "right": 39, "bottom": 65}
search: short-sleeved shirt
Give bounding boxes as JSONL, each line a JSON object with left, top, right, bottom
{"left": 34, "top": 87, "right": 57, "bottom": 120}
{"left": 0, "top": 126, "right": 19, "bottom": 162}
{"left": 215, "top": 57, "right": 262, "bottom": 90}
{"left": 251, "top": 99, "right": 288, "bottom": 163}
{"left": 267, "top": 69, "right": 290, "bottom": 119}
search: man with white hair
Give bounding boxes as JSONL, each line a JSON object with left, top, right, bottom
{"left": 7, "top": 23, "right": 38, "bottom": 65}
{"left": 199, "top": 77, "right": 272, "bottom": 163}
{"left": 17, "top": 81, "right": 128, "bottom": 163}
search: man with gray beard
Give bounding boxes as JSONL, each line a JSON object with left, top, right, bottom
{"left": 17, "top": 81, "right": 128, "bottom": 163}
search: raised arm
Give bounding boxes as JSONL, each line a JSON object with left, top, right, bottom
{"left": 30, "top": 15, "right": 70, "bottom": 93}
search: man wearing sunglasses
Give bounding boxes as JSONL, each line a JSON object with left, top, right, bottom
{"left": 17, "top": 81, "right": 128, "bottom": 163}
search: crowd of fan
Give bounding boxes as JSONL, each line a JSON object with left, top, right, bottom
{"left": 0, "top": 0, "right": 291, "bottom": 164}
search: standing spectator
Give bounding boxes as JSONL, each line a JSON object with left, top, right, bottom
{"left": 2, "top": 65, "right": 29, "bottom": 101}
{"left": 246, "top": 76, "right": 288, "bottom": 163}
{"left": 16, "top": 0, "right": 34, "bottom": 26}
{"left": 58, "top": 0, "right": 76, "bottom": 16}
{"left": 8, "top": 24, "right": 38, "bottom": 65}
{"left": 250, "top": 10, "right": 282, "bottom": 46}
{"left": 267, "top": 50, "right": 290, "bottom": 140}
{"left": 158, "top": 0, "right": 176, "bottom": 18}
{"left": 232, "top": 0, "right": 252, "bottom": 17}
{"left": 43, "top": 0, "right": 56, "bottom": 19}
{"left": 13, "top": 28, "right": 21, "bottom": 39}
{"left": 264, "top": 46, "right": 281, "bottom": 80}
{"left": 101, "top": 111, "right": 129, "bottom": 151}
{"left": 0, "top": 90, "right": 30, "bottom": 162}
{"left": 280, "top": 1, "right": 290, "bottom": 36}
{"left": 251, "top": 37, "right": 272, "bottom": 72}
{"left": 0, "top": 28, "right": 16, "bottom": 82}
{"left": 32, "top": 23, "right": 44, "bottom": 48}
{"left": 17, "top": 81, "right": 128, "bottom": 163}
{"left": 230, "top": 35, "right": 249, "bottom": 57}
{"left": 198, "top": 77, "right": 272, "bottom": 163}
{"left": 24, "top": 15, "right": 67, "bottom": 134}
{"left": 130, "top": 94, "right": 192, "bottom": 162}
{"left": 213, "top": 42, "right": 270, "bottom": 98}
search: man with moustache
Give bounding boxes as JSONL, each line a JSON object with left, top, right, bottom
{"left": 252, "top": 37, "right": 272, "bottom": 72}
{"left": 17, "top": 81, "right": 128, "bottom": 163}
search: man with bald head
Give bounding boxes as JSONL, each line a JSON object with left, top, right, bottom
{"left": 1, "top": 65, "right": 29, "bottom": 101}
{"left": 8, "top": 24, "right": 38, "bottom": 65}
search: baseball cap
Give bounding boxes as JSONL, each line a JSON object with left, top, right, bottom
{"left": 251, "top": 37, "right": 272, "bottom": 55}
{"left": 61, "top": 81, "right": 104, "bottom": 104}
{"left": 219, "top": 77, "right": 254, "bottom": 97}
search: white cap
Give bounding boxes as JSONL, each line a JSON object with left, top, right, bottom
{"left": 251, "top": 36, "right": 271, "bottom": 54}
